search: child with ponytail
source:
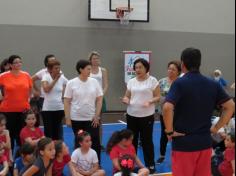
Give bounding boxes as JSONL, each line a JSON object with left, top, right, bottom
{"left": 107, "top": 129, "right": 149, "bottom": 176}
{"left": 71, "top": 130, "right": 105, "bottom": 176}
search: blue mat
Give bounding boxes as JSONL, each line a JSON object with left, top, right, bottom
{"left": 63, "top": 122, "right": 172, "bottom": 175}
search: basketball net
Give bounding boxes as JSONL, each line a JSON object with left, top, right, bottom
{"left": 116, "top": 7, "right": 133, "bottom": 25}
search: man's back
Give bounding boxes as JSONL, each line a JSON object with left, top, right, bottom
{"left": 166, "top": 71, "right": 230, "bottom": 151}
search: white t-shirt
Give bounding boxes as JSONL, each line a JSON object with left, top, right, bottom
{"left": 35, "top": 68, "right": 48, "bottom": 98}
{"left": 42, "top": 73, "right": 68, "bottom": 111}
{"left": 127, "top": 76, "right": 159, "bottom": 117}
{"left": 71, "top": 148, "right": 98, "bottom": 172}
{"left": 64, "top": 77, "right": 103, "bottom": 121}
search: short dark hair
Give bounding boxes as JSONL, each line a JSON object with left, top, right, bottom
{"left": 76, "top": 60, "right": 91, "bottom": 74}
{"left": 0, "top": 114, "right": 6, "bottom": 124}
{"left": 44, "top": 55, "right": 55, "bottom": 67}
{"left": 47, "top": 60, "right": 61, "bottom": 70}
{"left": 181, "top": 48, "right": 201, "bottom": 71}
{"left": 8, "top": 55, "right": 22, "bottom": 64}
{"left": 168, "top": 60, "right": 182, "bottom": 75}
{"left": 20, "top": 142, "right": 35, "bottom": 155}
{"left": 0, "top": 58, "right": 9, "bottom": 73}
{"left": 133, "top": 58, "right": 150, "bottom": 73}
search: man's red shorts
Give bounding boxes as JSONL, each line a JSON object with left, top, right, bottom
{"left": 172, "top": 148, "right": 212, "bottom": 176}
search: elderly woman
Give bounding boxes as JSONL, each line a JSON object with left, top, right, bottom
{"left": 64, "top": 60, "right": 103, "bottom": 160}
{"left": 41, "top": 59, "right": 68, "bottom": 140}
{"left": 213, "top": 69, "right": 228, "bottom": 89}
{"left": 122, "top": 58, "right": 160, "bottom": 174}
{"left": 156, "top": 60, "right": 181, "bottom": 164}
{"left": 0, "top": 55, "right": 32, "bottom": 150}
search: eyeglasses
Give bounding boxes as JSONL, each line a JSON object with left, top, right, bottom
{"left": 12, "top": 61, "right": 22, "bottom": 65}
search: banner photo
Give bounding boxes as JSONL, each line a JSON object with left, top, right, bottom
{"left": 124, "top": 51, "right": 151, "bottom": 83}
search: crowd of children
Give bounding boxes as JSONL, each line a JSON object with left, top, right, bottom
{"left": 0, "top": 110, "right": 150, "bottom": 176}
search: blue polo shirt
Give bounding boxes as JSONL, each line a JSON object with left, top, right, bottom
{"left": 166, "top": 71, "right": 231, "bottom": 152}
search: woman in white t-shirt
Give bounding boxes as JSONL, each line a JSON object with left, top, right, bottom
{"left": 122, "top": 58, "right": 160, "bottom": 173}
{"left": 64, "top": 60, "right": 103, "bottom": 161}
{"left": 41, "top": 59, "right": 68, "bottom": 140}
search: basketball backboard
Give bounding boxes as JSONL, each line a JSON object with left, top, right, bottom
{"left": 89, "top": 0, "right": 150, "bottom": 22}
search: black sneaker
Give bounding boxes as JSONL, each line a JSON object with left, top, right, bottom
{"left": 156, "top": 157, "right": 165, "bottom": 164}
{"left": 148, "top": 166, "right": 156, "bottom": 174}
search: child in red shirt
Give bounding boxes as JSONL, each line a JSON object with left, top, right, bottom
{"left": 0, "top": 114, "right": 12, "bottom": 165}
{"left": 107, "top": 129, "right": 149, "bottom": 176}
{"left": 0, "top": 142, "right": 9, "bottom": 176}
{"left": 20, "top": 110, "right": 44, "bottom": 146}
{"left": 52, "top": 141, "right": 73, "bottom": 176}
{"left": 219, "top": 132, "right": 235, "bottom": 176}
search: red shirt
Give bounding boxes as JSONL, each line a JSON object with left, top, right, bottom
{"left": 0, "top": 155, "right": 7, "bottom": 165}
{"left": 0, "top": 133, "right": 10, "bottom": 162}
{"left": 0, "top": 71, "right": 32, "bottom": 112}
{"left": 110, "top": 144, "right": 136, "bottom": 173}
{"left": 20, "top": 126, "right": 44, "bottom": 145}
{"left": 52, "top": 154, "right": 71, "bottom": 176}
{"left": 219, "top": 148, "right": 235, "bottom": 176}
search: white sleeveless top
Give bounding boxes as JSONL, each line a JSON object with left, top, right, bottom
{"left": 90, "top": 67, "right": 103, "bottom": 88}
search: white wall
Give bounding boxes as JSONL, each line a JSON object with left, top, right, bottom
{"left": 0, "top": 0, "right": 235, "bottom": 34}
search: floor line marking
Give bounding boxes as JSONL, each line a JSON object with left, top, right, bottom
{"left": 118, "top": 120, "right": 127, "bottom": 124}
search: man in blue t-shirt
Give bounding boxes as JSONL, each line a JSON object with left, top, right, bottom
{"left": 163, "top": 48, "right": 235, "bottom": 176}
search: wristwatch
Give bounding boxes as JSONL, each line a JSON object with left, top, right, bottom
{"left": 165, "top": 131, "right": 174, "bottom": 136}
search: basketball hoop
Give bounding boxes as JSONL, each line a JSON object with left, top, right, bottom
{"left": 116, "top": 7, "right": 133, "bottom": 25}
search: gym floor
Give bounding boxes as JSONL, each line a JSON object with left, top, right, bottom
{"left": 63, "top": 112, "right": 172, "bottom": 176}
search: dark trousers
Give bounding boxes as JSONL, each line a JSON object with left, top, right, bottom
{"left": 159, "top": 115, "right": 168, "bottom": 156}
{"left": 127, "top": 114, "right": 155, "bottom": 167}
{"left": 71, "top": 120, "right": 101, "bottom": 161}
{"left": 42, "top": 110, "right": 64, "bottom": 140}
{"left": 3, "top": 112, "right": 25, "bottom": 151}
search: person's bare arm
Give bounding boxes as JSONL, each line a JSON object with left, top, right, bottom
{"left": 92, "top": 96, "right": 103, "bottom": 128}
{"left": 211, "top": 99, "right": 235, "bottom": 133}
{"left": 112, "top": 158, "right": 121, "bottom": 171}
{"left": 68, "top": 162, "right": 83, "bottom": 176}
{"left": 232, "top": 160, "right": 235, "bottom": 175}
{"left": 64, "top": 98, "right": 72, "bottom": 126}
{"left": 102, "top": 68, "right": 109, "bottom": 95}
{"left": 134, "top": 155, "right": 145, "bottom": 168}
{"left": 86, "top": 163, "right": 100, "bottom": 176}
{"left": 32, "top": 75, "right": 41, "bottom": 93}
{"left": 0, "top": 161, "right": 9, "bottom": 175}
{"left": 24, "top": 137, "right": 40, "bottom": 147}
{"left": 22, "top": 165, "right": 39, "bottom": 176}
{"left": 42, "top": 74, "right": 61, "bottom": 93}
{"left": 163, "top": 102, "right": 185, "bottom": 140}
{"left": 13, "top": 168, "right": 19, "bottom": 176}
{"left": 144, "top": 86, "right": 161, "bottom": 107}
{"left": 45, "top": 164, "right": 52, "bottom": 176}
{"left": 121, "top": 90, "right": 131, "bottom": 105}
{"left": 4, "top": 130, "right": 11, "bottom": 150}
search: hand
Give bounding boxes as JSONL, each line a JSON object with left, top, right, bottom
{"left": 143, "top": 100, "right": 152, "bottom": 107}
{"left": 210, "top": 126, "right": 219, "bottom": 135}
{"left": 65, "top": 118, "right": 72, "bottom": 127}
{"left": 92, "top": 116, "right": 100, "bottom": 128}
{"left": 121, "top": 97, "right": 130, "bottom": 105}
{"left": 55, "top": 73, "right": 62, "bottom": 80}
{"left": 78, "top": 168, "right": 90, "bottom": 176}
{"left": 219, "top": 132, "right": 227, "bottom": 139}
{"left": 167, "top": 131, "right": 185, "bottom": 141}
